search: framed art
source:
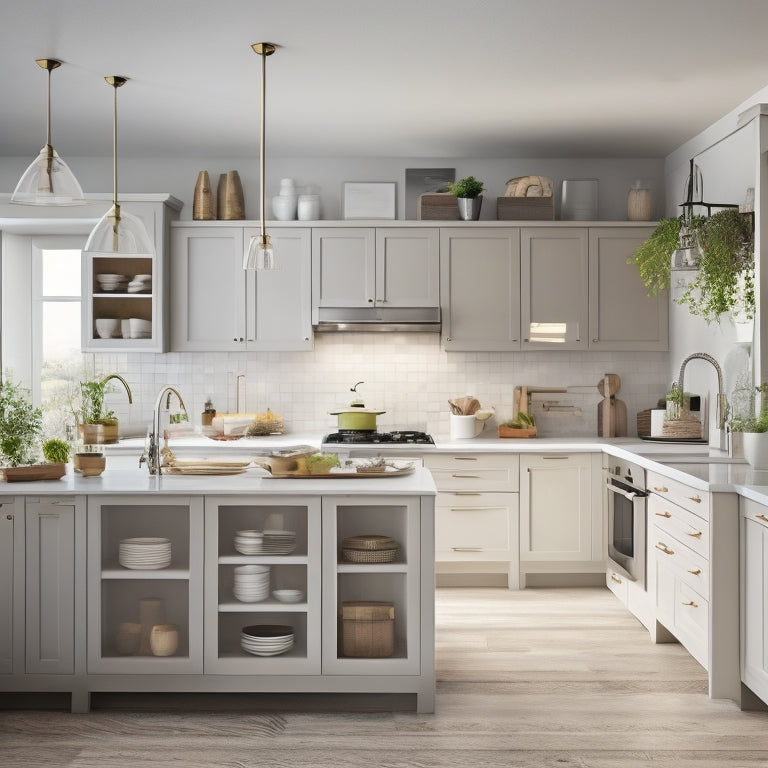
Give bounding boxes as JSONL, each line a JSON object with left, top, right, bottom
{"left": 342, "top": 181, "right": 396, "bottom": 220}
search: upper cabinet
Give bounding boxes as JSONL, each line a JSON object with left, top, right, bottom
{"left": 83, "top": 196, "right": 181, "bottom": 353}
{"left": 521, "top": 227, "right": 589, "bottom": 350}
{"left": 588, "top": 226, "right": 668, "bottom": 351}
{"left": 312, "top": 227, "right": 439, "bottom": 314}
{"left": 440, "top": 227, "right": 521, "bottom": 351}
{"left": 171, "top": 225, "right": 312, "bottom": 352}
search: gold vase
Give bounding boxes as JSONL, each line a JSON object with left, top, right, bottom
{"left": 193, "top": 170, "right": 216, "bottom": 220}
{"left": 217, "top": 170, "right": 245, "bottom": 220}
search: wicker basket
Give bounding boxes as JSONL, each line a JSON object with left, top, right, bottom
{"left": 340, "top": 602, "right": 394, "bottom": 657}
{"left": 497, "top": 196, "right": 554, "bottom": 220}
{"left": 341, "top": 534, "right": 398, "bottom": 551}
{"left": 342, "top": 547, "right": 398, "bottom": 563}
{"left": 636, "top": 409, "right": 651, "bottom": 438}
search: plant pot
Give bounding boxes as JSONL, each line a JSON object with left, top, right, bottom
{"left": 78, "top": 422, "right": 119, "bottom": 444}
{"left": 741, "top": 432, "right": 768, "bottom": 469}
{"left": 328, "top": 402, "right": 385, "bottom": 431}
{"left": 457, "top": 196, "right": 483, "bottom": 221}
{"left": 74, "top": 453, "right": 106, "bottom": 476}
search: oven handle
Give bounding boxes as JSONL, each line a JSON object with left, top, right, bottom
{"left": 606, "top": 482, "right": 647, "bottom": 501}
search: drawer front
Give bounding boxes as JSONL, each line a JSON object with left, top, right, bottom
{"left": 673, "top": 578, "right": 709, "bottom": 668}
{"left": 426, "top": 454, "right": 519, "bottom": 492}
{"left": 606, "top": 566, "right": 629, "bottom": 603}
{"left": 649, "top": 494, "right": 709, "bottom": 560}
{"left": 647, "top": 470, "right": 709, "bottom": 520}
{"left": 652, "top": 524, "right": 710, "bottom": 596}
{"left": 742, "top": 498, "right": 768, "bottom": 529}
{"left": 435, "top": 492, "right": 516, "bottom": 558}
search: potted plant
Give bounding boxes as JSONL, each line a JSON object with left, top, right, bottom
{"left": 449, "top": 175, "right": 485, "bottom": 220}
{"left": 0, "top": 376, "right": 42, "bottom": 468}
{"left": 42, "top": 438, "right": 70, "bottom": 464}
{"left": 77, "top": 374, "right": 132, "bottom": 444}
{"left": 730, "top": 381, "right": 768, "bottom": 468}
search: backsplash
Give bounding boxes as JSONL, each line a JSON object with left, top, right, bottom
{"left": 91, "top": 334, "right": 669, "bottom": 441}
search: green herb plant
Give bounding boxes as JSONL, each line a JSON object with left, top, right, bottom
{"left": 449, "top": 176, "right": 485, "bottom": 199}
{"left": 41, "top": 438, "right": 70, "bottom": 464}
{"left": 79, "top": 380, "right": 117, "bottom": 426}
{"left": 0, "top": 376, "right": 43, "bottom": 466}
{"left": 730, "top": 382, "right": 768, "bottom": 433}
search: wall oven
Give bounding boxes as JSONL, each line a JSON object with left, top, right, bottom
{"left": 605, "top": 458, "right": 648, "bottom": 588}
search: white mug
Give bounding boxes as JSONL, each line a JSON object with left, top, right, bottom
{"left": 449, "top": 414, "right": 484, "bottom": 439}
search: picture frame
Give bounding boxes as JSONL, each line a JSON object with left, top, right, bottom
{"left": 342, "top": 181, "right": 397, "bottom": 220}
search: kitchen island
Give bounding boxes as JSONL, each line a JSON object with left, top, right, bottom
{"left": 0, "top": 467, "right": 436, "bottom": 713}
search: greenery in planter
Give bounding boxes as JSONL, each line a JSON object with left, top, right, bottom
{"left": 628, "top": 216, "right": 683, "bottom": 296}
{"left": 77, "top": 373, "right": 132, "bottom": 426}
{"left": 0, "top": 376, "right": 43, "bottom": 466}
{"left": 41, "top": 438, "right": 70, "bottom": 464}
{"left": 730, "top": 382, "right": 768, "bottom": 433}
{"left": 449, "top": 176, "right": 484, "bottom": 199}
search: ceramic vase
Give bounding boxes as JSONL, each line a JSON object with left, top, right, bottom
{"left": 193, "top": 170, "right": 216, "bottom": 220}
{"left": 627, "top": 185, "right": 652, "bottom": 221}
{"left": 150, "top": 623, "right": 179, "bottom": 657}
{"left": 742, "top": 432, "right": 768, "bottom": 469}
{"left": 217, "top": 171, "right": 245, "bottom": 220}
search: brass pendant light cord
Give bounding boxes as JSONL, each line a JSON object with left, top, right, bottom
{"left": 105, "top": 76, "right": 127, "bottom": 249}
{"left": 252, "top": 43, "right": 276, "bottom": 246}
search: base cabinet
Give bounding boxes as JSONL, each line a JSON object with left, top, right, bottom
{"left": 0, "top": 499, "right": 17, "bottom": 674}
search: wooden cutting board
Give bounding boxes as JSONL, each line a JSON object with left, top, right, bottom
{"left": 597, "top": 396, "right": 627, "bottom": 437}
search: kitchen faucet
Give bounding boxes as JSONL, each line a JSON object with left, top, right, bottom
{"left": 676, "top": 352, "right": 728, "bottom": 450}
{"left": 139, "top": 386, "right": 187, "bottom": 475}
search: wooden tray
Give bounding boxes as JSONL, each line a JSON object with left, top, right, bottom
{"left": 498, "top": 425, "right": 537, "bottom": 439}
{"left": 263, "top": 465, "right": 415, "bottom": 479}
{"left": 162, "top": 466, "right": 247, "bottom": 475}
{"left": 1, "top": 463, "right": 66, "bottom": 482}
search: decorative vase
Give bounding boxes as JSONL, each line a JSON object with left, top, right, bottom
{"left": 297, "top": 194, "right": 320, "bottom": 220}
{"left": 457, "top": 196, "right": 483, "bottom": 221}
{"left": 272, "top": 193, "right": 297, "bottom": 221}
{"left": 150, "top": 623, "right": 179, "bottom": 657}
{"left": 742, "top": 432, "right": 768, "bottom": 469}
{"left": 193, "top": 170, "right": 216, "bottom": 220}
{"left": 217, "top": 171, "right": 245, "bottom": 220}
{"left": 627, "top": 182, "right": 652, "bottom": 221}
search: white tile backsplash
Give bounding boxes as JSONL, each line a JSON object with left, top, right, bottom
{"left": 93, "top": 335, "right": 669, "bottom": 440}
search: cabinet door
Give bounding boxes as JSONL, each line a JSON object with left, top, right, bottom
{"left": 375, "top": 228, "right": 439, "bottom": 307}
{"left": 25, "top": 498, "right": 76, "bottom": 674}
{"left": 312, "top": 228, "right": 375, "bottom": 310}
{"left": 742, "top": 507, "right": 768, "bottom": 702}
{"left": 440, "top": 227, "right": 521, "bottom": 351}
{"left": 0, "top": 499, "right": 19, "bottom": 674}
{"left": 520, "top": 454, "right": 594, "bottom": 561}
{"left": 521, "top": 227, "right": 589, "bottom": 350}
{"left": 170, "top": 226, "right": 247, "bottom": 351}
{"left": 589, "top": 226, "right": 668, "bottom": 351}
{"left": 245, "top": 227, "right": 313, "bottom": 350}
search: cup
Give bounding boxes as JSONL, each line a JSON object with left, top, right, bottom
{"left": 115, "top": 621, "right": 142, "bottom": 655}
{"left": 150, "top": 623, "right": 179, "bottom": 657}
{"left": 449, "top": 414, "right": 484, "bottom": 439}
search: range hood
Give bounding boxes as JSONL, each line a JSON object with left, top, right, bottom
{"left": 313, "top": 306, "right": 441, "bottom": 332}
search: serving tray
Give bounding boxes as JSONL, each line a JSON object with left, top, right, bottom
{"left": 1, "top": 463, "right": 66, "bottom": 482}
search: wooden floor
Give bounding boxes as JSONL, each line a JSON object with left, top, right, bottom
{"left": 3, "top": 587, "right": 768, "bottom": 767}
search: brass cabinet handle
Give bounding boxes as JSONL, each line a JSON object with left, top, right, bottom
{"left": 688, "top": 495, "right": 702, "bottom": 503}
{"left": 449, "top": 507, "right": 505, "bottom": 512}
{"left": 542, "top": 456, "right": 570, "bottom": 460}
{"left": 655, "top": 511, "right": 672, "bottom": 518}
{"left": 682, "top": 600, "right": 699, "bottom": 608}
{"left": 655, "top": 542, "right": 674, "bottom": 555}
{"left": 688, "top": 569, "right": 702, "bottom": 576}
{"left": 452, "top": 492, "right": 482, "bottom": 496}
{"left": 451, "top": 547, "right": 482, "bottom": 552}
{"left": 654, "top": 485, "right": 669, "bottom": 493}
{"left": 453, "top": 457, "right": 479, "bottom": 461}
{"left": 686, "top": 530, "right": 703, "bottom": 539}
{"left": 756, "top": 513, "right": 768, "bottom": 524}
{"left": 451, "top": 473, "right": 481, "bottom": 479}
{"left": 610, "top": 574, "right": 622, "bottom": 584}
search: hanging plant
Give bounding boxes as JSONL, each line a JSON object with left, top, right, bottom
{"left": 628, "top": 216, "right": 682, "bottom": 296}
{"left": 677, "top": 208, "right": 754, "bottom": 324}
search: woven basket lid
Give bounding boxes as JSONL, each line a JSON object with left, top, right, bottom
{"left": 341, "top": 534, "right": 398, "bottom": 551}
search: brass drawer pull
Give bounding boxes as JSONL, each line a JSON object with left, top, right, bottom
{"left": 449, "top": 507, "right": 504, "bottom": 512}
{"left": 453, "top": 457, "right": 478, "bottom": 461}
{"left": 655, "top": 542, "right": 674, "bottom": 555}
{"left": 451, "top": 473, "right": 481, "bottom": 479}
{"left": 688, "top": 569, "right": 702, "bottom": 576}
{"left": 654, "top": 485, "right": 669, "bottom": 493}
{"left": 756, "top": 514, "right": 768, "bottom": 524}
{"left": 688, "top": 495, "right": 702, "bottom": 504}
{"left": 682, "top": 600, "right": 698, "bottom": 608}
{"left": 655, "top": 511, "right": 672, "bottom": 518}
{"left": 686, "top": 530, "right": 703, "bottom": 539}
{"left": 610, "top": 574, "right": 622, "bottom": 584}
{"left": 451, "top": 547, "right": 482, "bottom": 552}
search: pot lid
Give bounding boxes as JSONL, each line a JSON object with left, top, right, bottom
{"left": 329, "top": 398, "right": 385, "bottom": 415}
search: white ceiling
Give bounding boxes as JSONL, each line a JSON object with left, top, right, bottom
{"left": 4, "top": 0, "right": 768, "bottom": 161}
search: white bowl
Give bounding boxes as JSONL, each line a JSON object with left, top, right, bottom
{"left": 121, "top": 319, "right": 131, "bottom": 338}
{"left": 272, "top": 589, "right": 304, "bottom": 603}
{"left": 129, "top": 318, "right": 152, "bottom": 336}
{"left": 95, "top": 318, "right": 120, "bottom": 338}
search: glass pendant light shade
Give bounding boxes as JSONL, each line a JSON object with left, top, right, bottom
{"left": 244, "top": 234, "right": 275, "bottom": 270}
{"left": 83, "top": 76, "right": 154, "bottom": 257}
{"left": 12, "top": 59, "right": 85, "bottom": 205}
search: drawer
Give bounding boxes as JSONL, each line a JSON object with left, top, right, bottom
{"left": 649, "top": 494, "right": 709, "bottom": 560}
{"left": 647, "top": 470, "right": 709, "bottom": 520}
{"left": 435, "top": 492, "right": 516, "bottom": 558}
{"left": 673, "top": 578, "right": 709, "bottom": 669}
{"left": 742, "top": 498, "right": 768, "bottom": 529}
{"left": 652, "top": 524, "right": 709, "bottom": 596}
{"left": 606, "top": 566, "right": 629, "bottom": 604}
{"left": 426, "top": 453, "right": 519, "bottom": 492}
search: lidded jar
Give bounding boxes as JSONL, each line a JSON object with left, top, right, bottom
{"left": 627, "top": 180, "right": 652, "bottom": 221}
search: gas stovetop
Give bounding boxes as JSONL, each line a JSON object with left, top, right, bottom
{"left": 322, "top": 430, "right": 435, "bottom": 445}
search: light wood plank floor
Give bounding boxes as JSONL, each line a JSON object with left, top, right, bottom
{"left": 2, "top": 587, "right": 768, "bottom": 767}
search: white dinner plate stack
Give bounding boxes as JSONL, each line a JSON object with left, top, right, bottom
{"left": 262, "top": 529, "right": 297, "bottom": 555}
{"left": 127, "top": 274, "right": 152, "bottom": 293}
{"left": 233, "top": 564, "right": 271, "bottom": 602}
{"left": 118, "top": 537, "right": 172, "bottom": 570}
{"left": 234, "top": 530, "right": 264, "bottom": 555}
{"left": 240, "top": 624, "right": 294, "bottom": 656}
{"left": 97, "top": 273, "right": 130, "bottom": 292}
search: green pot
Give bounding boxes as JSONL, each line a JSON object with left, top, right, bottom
{"left": 329, "top": 406, "right": 385, "bottom": 431}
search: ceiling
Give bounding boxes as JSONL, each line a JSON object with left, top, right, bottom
{"left": 4, "top": 0, "right": 768, "bottom": 161}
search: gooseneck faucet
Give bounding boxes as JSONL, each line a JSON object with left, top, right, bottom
{"left": 677, "top": 352, "right": 728, "bottom": 449}
{"left": 140, "top": 386, "right": 187, "bottom": 475}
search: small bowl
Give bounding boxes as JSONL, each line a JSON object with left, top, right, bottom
{"left": 76, "top": 453, "right": 106, "bottom": 476}
{"left": 95, "top": 318, "right": 120, "bottom": 338}
{"left": 272, "top": 589, "right": 304, "bottom": 604}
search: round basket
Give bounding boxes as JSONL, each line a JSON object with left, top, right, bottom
{"left": 342, "top": 534, "right": 398, "bottom": 551}
{"left": 342, "top": 547, "right": 398, "bottom": 564}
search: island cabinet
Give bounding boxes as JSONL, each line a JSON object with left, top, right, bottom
{"left": 170, "top": 225, "right": 312, "bottom": 352}
{"left": 311, "top": 227, "right": 439, "bottom": 313}
{"left": 519, "top": 453, "right": 604, "bottom": 587}
{"left": 0, "top": 499, "right": 16, "bottom": 674}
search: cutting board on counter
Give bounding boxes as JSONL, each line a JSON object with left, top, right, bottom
{"left": 598, "top": 395, "right": 627, "bottom": 437}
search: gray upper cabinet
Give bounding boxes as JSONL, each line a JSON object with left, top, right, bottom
{"left": 588, "top": 226, "right": 668, "bottom": 351}
{"left": 440, "top": 228, "right": 521, "bottom": 351}
{"left": 521, "top": 227, "right": 589, "bottom": 350}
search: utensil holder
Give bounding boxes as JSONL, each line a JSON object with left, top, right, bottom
{"left": 450, "top": 414, "right": 483, "bottom": 439}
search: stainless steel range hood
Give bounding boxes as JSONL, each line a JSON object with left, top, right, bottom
{"left": 313, "top": 306, "right": 441, "bottom": 332}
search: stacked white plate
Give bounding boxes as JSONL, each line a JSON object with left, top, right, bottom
{"left": 240, "top": 624, "right": 294, "bottom": 656}
{"left": 272, "top": 589, "right": 304, "bottom": 604}
{"left": 262, "top": 529, "right": 297, "bottom": 555}
{"left": 234, "top": 530, "right": 264, "bottom": 555}
{"left": 118, "top": 537, "right": 172, "bottom": 570}
{"left": 233, "top": 564, "right": 270, "bottom": 602}
{"left": 97, "top": 273, "right": 130, "bottom": 292}
{"left": 127, "top": 274, "right": 152, "bottom": 293}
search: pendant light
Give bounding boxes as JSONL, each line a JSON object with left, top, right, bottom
{"left": 12, "top": 58, "right": 85, "bottom": 205}
{"left": 244, "top": 42, "right": 277, "bottom": 270}
{"left": 83, "top": 76, "right": 154, "bottom": 256}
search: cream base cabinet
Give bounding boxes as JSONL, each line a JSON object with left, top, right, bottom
{"left": 0, "top": 498, "right": 17, "bottom": 675}
{"left": 588, "top": 226, "right": 667, "bottom": 351}
{"left": 439, "top": 228, "right": 521, "bottom": 351}
{"left": 519, "top": 454, "right": 603, "bottom": 587}
{"left": 171, "top": 224, "right": 312, "bottom": 351}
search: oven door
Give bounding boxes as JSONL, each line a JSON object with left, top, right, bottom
{"left": 606, "top": 477, "right": 647, "bottom": 588}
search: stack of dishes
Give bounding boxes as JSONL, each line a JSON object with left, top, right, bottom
{"left": 234, "top": 530, "right": 264, "bottom": 555}
{"left": 127, "top": 274, "right": 152, "bottom": 293}
{"left": 341, "top": 534, "right": 399, "bottom": 563}
{"left": 233, "top": 564, "right": 271, "bottom": 602}
{"left": 262, "top": 530, "right": 297, "bottom": 555}
{"left": 128, "top": 317, "right": 152, "bottom": 339}
{"left": 118, "top": 537, "right": 172, "bottom": 570}
{"left": 272, "top": 589, "right": 304, "bottom": 604}
{"left": 97, "top": 273, "right": 130, "bottom": 292}
{"left": 240, "top": 624, "right": 294, "bottom": 656}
